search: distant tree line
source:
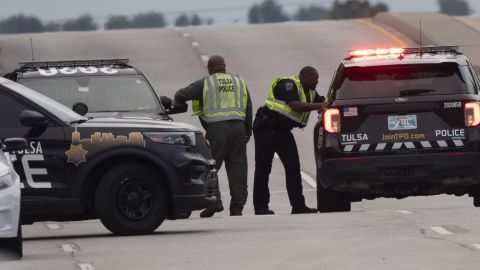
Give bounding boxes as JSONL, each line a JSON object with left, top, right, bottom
{"left": 248, "top": 0, "right": 389, "bottom": 24}
{"left": 438, "top": 0, "right": 472, "bottom": 16}
{"left": 0, "top": 12, "right": 214, "bottom": 34}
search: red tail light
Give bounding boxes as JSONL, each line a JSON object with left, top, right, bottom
{"left": 465, "top": 102, "right": 480, "bottom": 127}
{"left": 323, "top": 108, "right": 341, "bottom": 133}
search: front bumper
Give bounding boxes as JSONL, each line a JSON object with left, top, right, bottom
{"left": 319, "top": 152, "right": 480, "bottom": 195}
{"left": 0, "top": 176, "right": 20, "bottom": 238}
{"left": 172, "top": 165, "right": 219, "bottom": 211}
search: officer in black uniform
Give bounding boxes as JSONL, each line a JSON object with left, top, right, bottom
{"left": 253, "top": 66, "right": 324, "bottom": 215}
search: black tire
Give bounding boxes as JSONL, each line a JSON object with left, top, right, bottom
{"left": 474, "top": 194, "right": 480, "bottom": 207}
{"left": 317, "top": 181, "right": 351, "bottom": 213}
{"left": 0, "top": 222, "right": 22, "bottom": 259}
{"left": 95, "top": 164, "right": 168, "bottom": 235}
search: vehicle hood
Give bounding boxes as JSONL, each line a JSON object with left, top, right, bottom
{"left": 76, "top": 114, "right": 201, "bottom": 132}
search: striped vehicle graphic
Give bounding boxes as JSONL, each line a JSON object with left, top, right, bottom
{"left": 342, "top": 140, "right": 464, "bottom": 152}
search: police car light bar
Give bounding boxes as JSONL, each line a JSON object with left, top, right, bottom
{"left": 18, "top": 59, "right": 130, "bottom": 69}
{"left": 347, "top": 48, "right": 405, "bottom": 59}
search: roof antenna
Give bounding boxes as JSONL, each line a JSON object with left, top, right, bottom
{"left": 30, "top": 37, "right": 35, "bottom": 62}
{"left": 419, "top": 21, "right": 423, "bottom": 56}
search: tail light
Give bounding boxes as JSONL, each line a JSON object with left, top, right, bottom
{"left": 323, "top": 108, "right": 341, "bottom": 133}
{"left": 465, "top": 102, "right": 480, "bottom": 127}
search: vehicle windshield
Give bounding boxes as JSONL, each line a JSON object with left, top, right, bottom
{"left": 19, "top": 75, "right": 164, "bottom": 114}
{"left": 5, "top": 80, "right": 86, "bottom": 123}
{"left": 334, "top": 63, "right": 469, "bottom": 99}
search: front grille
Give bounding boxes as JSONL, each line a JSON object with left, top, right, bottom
{"left": 194, "top": 133, "right": 213, "bottom": 159}
{"left": 342, "top": 140, "right": 465, "bottom": 153}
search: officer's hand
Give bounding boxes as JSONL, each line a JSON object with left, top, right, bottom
{"left": 245, "top": 136, "right": 251, "bottom": 144}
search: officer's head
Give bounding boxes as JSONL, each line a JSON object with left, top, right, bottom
{"left": 299, "top": 66, "right": 318, "bottom": 90}
{"left": 207, "top": 55, "right": 226, "bottom": 75}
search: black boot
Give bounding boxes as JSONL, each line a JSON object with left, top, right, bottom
{"left": 200, "top": 206, "right": 224, "bottom": 218}
{"left": 291, "top": 205, "right": 317, "bottom": 214}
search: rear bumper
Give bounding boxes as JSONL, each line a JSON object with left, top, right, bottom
{"left": 319, "top": 152, "right": 480, "bottom": 195}
{"left": 0, "top": 178, "right": 20, "bottom": 238}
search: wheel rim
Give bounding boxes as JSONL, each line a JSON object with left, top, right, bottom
{"left": 117, "top": 177, "right": 153, "bottom": 220}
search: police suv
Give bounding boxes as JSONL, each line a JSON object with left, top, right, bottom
{"left": 0, "top": 76, "right": 217, "bottom": 235}
{"left": 315, "top": 46, "right": 480, "bottom": 212}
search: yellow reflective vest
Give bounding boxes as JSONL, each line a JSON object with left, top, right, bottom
{"left": 264, "top": 76, "right": 315, "bottom": 128}
{"left": 192, "top": 73, "right": 248, "bottom": 123}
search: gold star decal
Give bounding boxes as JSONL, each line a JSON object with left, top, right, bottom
{"left": 66, "top": 144, "right": 88, "bottom": 166}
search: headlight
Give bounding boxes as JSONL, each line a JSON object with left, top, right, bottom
{"left": 144, "top": 132, "right": 196, "bottom": 147}
{"left": 0, "top": 173, "right": 14, "bottom": 190}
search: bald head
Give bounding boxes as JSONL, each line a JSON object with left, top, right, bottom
{"left": 207, "top": 55, "right": 226, "bottom": 74}
{"left": 299, "top": 66, "right": 318, "bottom": 90}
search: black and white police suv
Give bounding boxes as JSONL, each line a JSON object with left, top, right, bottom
{"left": 0, "top": 77, "right": 217, "bottom": 235}
{"left": 315, "top": 46, "right": 480, "bottom": 212}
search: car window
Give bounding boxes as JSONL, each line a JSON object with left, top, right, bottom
{"left": 334, "top": 63, "right": 470, "bottom": 99}
{"left": 19, "top": 75, "right": 163, "bottom": 113}
{"left": 0, "top": 92, "right": 29, "bottom": 127}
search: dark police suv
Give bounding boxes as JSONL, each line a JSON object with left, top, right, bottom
{"left": 315, "top": 46, "right": 480, "bottom": 212}
{"left": 0, "top": 76, "right": 217, "bottom": 235}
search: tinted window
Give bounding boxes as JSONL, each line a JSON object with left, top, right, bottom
{"left": 334, "top": 63, "right": 469, "bottom": 99}
{"left": 19, "top": 75, "right": 163, "bottom": 113}
{"left": 0, "top": 92, "right": 29, "bottom": 127}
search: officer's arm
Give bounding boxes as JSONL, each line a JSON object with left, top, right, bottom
{"left": 288, "top": 101, "right": 324, "bottom": 112}
{"left": 174, "top": 79, "right": 204, "bottom": 104}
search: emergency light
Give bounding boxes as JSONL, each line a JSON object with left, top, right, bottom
{"left": 347, "top": 48, "right": 405, "bottom": 59}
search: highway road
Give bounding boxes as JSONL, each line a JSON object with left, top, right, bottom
{"left": 1, "top": 15, "right": 480, "bottom": 269}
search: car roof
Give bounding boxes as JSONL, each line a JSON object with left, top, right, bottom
{"left": 13, "top": 59, "right": 141, "bottom": 79}
{"left": 342, "top": 46, "right": 470, "bottom": 68}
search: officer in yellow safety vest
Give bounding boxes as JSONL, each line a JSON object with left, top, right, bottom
{"left": 253, "top": 66, "right": 325, "bottom": 215}
{"left": 174, "top": 55, "right": 252, "bottom": 217}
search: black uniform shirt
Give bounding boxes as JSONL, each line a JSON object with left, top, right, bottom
{"left": 174, "top": 73, "right": 253, "bottom": 137}
{"left": 263, "top": 78, "right": 323, "bottom": 130}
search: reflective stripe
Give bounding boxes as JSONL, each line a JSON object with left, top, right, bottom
{"left": 212, "top": 74, "right": 221, "bottom": 109}
{"left": 375, "top": 143, "right": 387, "bottom": 151}
{"left": 404, "top": 142, "right": 415, "bottom": 149}
{"left": 437, "top": 140, "right": 448, "bottom": 147}
{"left": 204, "top": 107, "right": 245, "bottom": 113}
{"left": 200, "top": 115, "right": 245, "bottom": 123}
{"left": 359, "top": 144, "right": 370, "bottom": 151}
{"left": 268, "top": 106, "right": 306, "bottom": 127}
{"left": 392, "top": 142, "right": 403, "bottom": 150}
{"left": 238, "top": 75, "right": 245, "bottom": 109}
{"left": 232, "top": 75, "right": 239, "bottom": 108}
{"left": 344, "top": 145, "right": 354, "bottom": 152}
{"left": 420, "top": 141, "right": 432, "bottom": 148}
{"left": 206, "top": 76, "right": 215, "bottom": 111}
{"left": 453, "top": 140, "right": 464, "bottom": 147}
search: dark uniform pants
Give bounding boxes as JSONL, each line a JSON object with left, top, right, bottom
{"left": 253, "top": 127, "right": 306, "bottom": 210}
{"left": 205, "top": 120, "right": 248, "bottom": 211}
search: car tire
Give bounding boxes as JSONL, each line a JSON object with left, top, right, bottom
{"left": 0, "top": 222, "right": 23, "bottom": 259}
{"left": 317, "top": 182, "right": 351, "bottom": 213}
{"left": 474, "top": 194, "right": 480, "bottom": 207}
{"left": 95, "top": 164, "right": 168, "bottom": 235}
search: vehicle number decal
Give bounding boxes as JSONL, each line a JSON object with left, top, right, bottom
{"left": 38, "top": 67, "right": 118, "bottom": 76}
{"left": 388, "top": 115, "right": 417, "bottom": 130}
{"left": 444, "top": 102, "right": 461, "bottom": 108}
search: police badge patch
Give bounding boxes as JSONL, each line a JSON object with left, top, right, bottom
{"left": 285, "top": 81, "right": 294, "bottom": 91}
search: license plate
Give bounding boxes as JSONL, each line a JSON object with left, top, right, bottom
{"left": 388, "top": 115, "right": 417, "bottom": 130}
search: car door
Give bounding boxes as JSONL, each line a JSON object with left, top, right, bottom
{"left": 0, "top": 89, "right": 68, "bottom": 216}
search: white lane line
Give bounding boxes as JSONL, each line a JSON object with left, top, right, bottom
{"left": 79, "top": 263, "right": 95, "bottom": 270}
{"left": 47, "top": 224, "right": 61, "bottom": 230}
{"left": 431, "top": 226, "right": 454, "bottom": 235}
{"left": 192, "top": 41, "right": 200, "bottom": 47}
{"left": 201, "top": 55, "right": 209, "bottom": 62}
{"left": 301, "top": 171, "right": 316, "bottom": 189}
{"left": 395, "top": 210, "right": 413, "bottom": 215}
{"left": 182, "top": 33, "right": 191, "bottom": 37}
{"left": 473, "top": 244, "right": 480, "bottom": 250}
{"left": 62, "top": 244, "right": 77, "bottom": 253}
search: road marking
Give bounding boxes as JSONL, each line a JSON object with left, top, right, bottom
{"left": 358, "top": 19, "right": 407, "bottom": 47}
{"left": 46, "top": 224, "right": 61, "bottom": 230}
{"left": 430, "top": 226, "right": 454, "bottom": 235}
{"left": 201, "top": 55, "right": 209, "bottom": 62}
{"left": 79, "top": 263, "right": 95, "bottom": 270}
{"left": 301, "top": 171, "right": 316, "bottom": 189}
{"left": 62, "top": 244, "right": 77, "bottom": 253}
{"left": 395, "top": 210, "right": 413, "bottom": 215}
{"left": 473, "top": 244, "right": 480, "bottom": 250}
{"left": 192, "top": 41, "right": 200, "bottom": 47}
{"left": 182, "top": 33, "right": 191, "bottom": 37}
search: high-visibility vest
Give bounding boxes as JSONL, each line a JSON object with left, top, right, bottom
{"left": 192, "top": 73, "right": 248, "bottom": 123}
{"left": 264, "top": 76, "right": 315, "bottom": 128}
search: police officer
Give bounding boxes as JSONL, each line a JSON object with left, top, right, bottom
{"left": 253, "top": 66, "right": 324, "bottom": 215}
{"left": 174, "top": 55, "right": 252, "bottom": 217}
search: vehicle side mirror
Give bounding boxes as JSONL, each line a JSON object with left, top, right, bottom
{"left": 160, "top": 96, "right": 172, "bottom": 109}
{"left": 20, "top": 110, "right": 48, "bottom": 128}
{"left": 3, "top": 138, "right": 28, "bottom": 152}
{"left": 72, "top": 102, "right": 88, "bottom": 116}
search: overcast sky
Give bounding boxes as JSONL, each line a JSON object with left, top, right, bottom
{"left": 0, "top": 0, "right": 479, "bottom": 26}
